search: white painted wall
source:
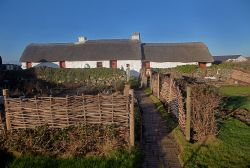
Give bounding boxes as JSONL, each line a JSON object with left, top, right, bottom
{"left": 117, "top": 60, "right": 141, "bottom": 77}
{"left": 206, "top": 63, "right": 212, "bottom": 67}
{"left": 150, "top": 62, "right": 198, "bottom": 68}
{"left": 21, "top": 60, "right": 141, "bottom": 77}
{"left": 65, "top": 60, "right": 110, "bottom": 68}
{"left": 21, "top": 62, "right": 59, "bottom": 69}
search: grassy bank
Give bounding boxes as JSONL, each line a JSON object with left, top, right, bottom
{"left": 143, "top": 87, "right": 250, "bottom": 167}
{"left": 1, "top": 149, "right": 143, "bottom": 168}
{"left": 219, "top": 86, "right": 250, "bottom": 110}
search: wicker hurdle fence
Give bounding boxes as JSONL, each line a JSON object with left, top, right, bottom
{"left": 1, "top": 89, "right": 135, "bottom": 146}
{"left": 150, "top": 72, "right": 189, "bottom": 140}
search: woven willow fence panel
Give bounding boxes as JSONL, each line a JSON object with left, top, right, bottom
{"left": 5, "top": 94, "right": 130, "bottom": 130}
{"left": 151, "top": 73, "right": 186, "bottom": 133}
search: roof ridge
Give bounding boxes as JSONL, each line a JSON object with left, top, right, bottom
{"left": 143, "top": 42, "right": 205, "bottom": 45}
{"left": 29, "top": 43, "right": 74, "bottom": 46}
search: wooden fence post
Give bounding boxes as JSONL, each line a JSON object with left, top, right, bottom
{"left": 111, "top": 94, "right": 114, "bottom": 123}
{"left": 98, "top": 94, "right": 102, "bottom": 123}
{"left": 50, "top": 96, "right": 54, "bottom": 127}
{"left": 34, "top": 96, "right": 41, "bottom": 126}
{"left": 66, "top": 95, "right": 69, "bottom": 126}
{"left": 82, "top": 94, "right": 86, "bottom": 125}
{"left": 168, "top": 77, "right": 173, "bottom": 113}
{"left": 129, "top": 89, "right": 135, "bottom": 147}
{"left": 157, "top": 72, "right": 160, "bottom": 99}
{"left": 185, "top": 86, "right": 192, "bottom": 141}
{"left": 3, "top": 89, "right": 10, "bottom": 131}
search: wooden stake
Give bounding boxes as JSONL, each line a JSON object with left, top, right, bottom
{"left": 3, "top": 89, "right": 10, "bottom": 131}
{"left": 168, "top": 78, "right": 173, "bottom": 113}
{"left": 98, "top": 94, "right": 101, "bottom": 123}
{"left": 66, "top": 95, "right": 69, "bottom": 126}
{"left": 50, "top": 96, "right": 54, "bottom": 127}
{"left": 20, "top": 98, "right": 26, "bottom": 129}
{"left": 34, "top": 96, "right": 41, "bottom": 126}
{"left": 82, "top": 94, "right": 86, "bottom": 125}
{"left": 129, "top": 89, "right": 135, "bottom": 147}
{"left": 112, "top": 94, "right": 114, "bottom": 123}
{"left": 186, "top": 86, "right": 192, "bottom": 141}
{"left": 157, "top": 72, "right": 160, "bottom": 99}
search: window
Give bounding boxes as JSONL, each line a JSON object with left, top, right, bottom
{"left": 84, "top": 64, "right": 90, "bottom": 68}
{"left": 97, "top": 62, "right": 103, "bottom": 68}
{"left": 26, "top": 62, "right": 32, "bottom": 68}
{"left": 59, "top": 61, "right": 66, "bottom": 68}
{"left": 110, "top": 60, "right": 117, "bottom": 68}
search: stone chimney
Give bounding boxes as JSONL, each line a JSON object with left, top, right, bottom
{"left": 131, "top": 32, "right": 140, "bottom": 41}
{"left": 76, "top": 36, "right": 87, "bottom": 44}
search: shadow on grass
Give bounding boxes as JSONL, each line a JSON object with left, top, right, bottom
{"left": 0, "top": 149, "right": 14, "bottom": 167}
{"left": 222, "top": 96, "right": 248, "bottom": 110}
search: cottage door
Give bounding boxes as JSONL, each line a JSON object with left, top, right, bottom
{"left": 110, "top": 60, "right": 117, "bottom": 68}
{"left": 60, "top": 61, "right": 66, "bottom": 68}
{"left": 198, "top": 62, "right": 206, "bottom": 68}
{"left": 143, "top": 61, "right": 150, "bottom": 69}
{"left": 26, "top": 62, "right": 32, "bottom": 68}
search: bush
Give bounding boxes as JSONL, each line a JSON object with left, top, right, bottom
{"left": 191, "top": 85, "right": 221, "bottom": 141}
{"left": 2, "top": 125, "right": 128, "bottom": 157}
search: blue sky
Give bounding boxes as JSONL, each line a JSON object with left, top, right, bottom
{"left": 0, "top": 0, "right": 250, "bottom": 63}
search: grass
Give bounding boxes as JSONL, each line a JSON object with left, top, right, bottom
{"left": 173, "top": 118, "right": 250, "bottom": 168}
{"left": 218, "top": 86, "right": 250, "bottom": 96}
{"left": 144, "top": 87, "right": 250, "bottom": 167}
{"left": 1, "top": 149, "right": 143, "bottom": 168}
{"left": 218, "top": 86, "right": 250, "bottom": 110}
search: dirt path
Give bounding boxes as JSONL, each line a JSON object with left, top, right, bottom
{"left": 135, "top": 90, "right": 181, "bottom": 168}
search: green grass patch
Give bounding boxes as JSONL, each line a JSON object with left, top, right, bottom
{"left": 173, "top": 118, "right": 250, "bottom": 167}
{"left": 219, "top": 86, "right": 250, "bottom": 96}
{"left": 2, "top": 149, "right": 143, "bottom": 168}
{"left": 219, "top": 86, "right": 250, "bottom": 110}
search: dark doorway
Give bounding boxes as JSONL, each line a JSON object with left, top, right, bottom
{"left": 110, "top": 60, "right": 117, "bottom": 68}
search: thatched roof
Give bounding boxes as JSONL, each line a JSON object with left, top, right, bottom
{"left": 20, "top": 39, "right": 214, "bottom": 63}
{"left": 142, "top": 42, "right": 214, "bottom": 63}
{"left": 20, "top": 39, "right": 142, "bottom": 62}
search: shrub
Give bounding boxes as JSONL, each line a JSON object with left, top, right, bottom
{"left": 191, "top": 85, "right": 221, "bottom": 141}
{"left": 2, "top": 125, "right": 128, "bottom": 157}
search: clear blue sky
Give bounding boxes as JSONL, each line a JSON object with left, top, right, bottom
{"left": 0, "top": 0, "right": 250, "bottom": 63}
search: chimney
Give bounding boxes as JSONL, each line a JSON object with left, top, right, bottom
{"left": 131, "top": 32, "right": 140, "bottom": 41}
{"left": 76, "top": 36, "right": 87, "bottom": 44}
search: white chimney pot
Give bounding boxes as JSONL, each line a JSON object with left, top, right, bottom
{"left": 77, "top": 36, "right": 87, "bottom": 43}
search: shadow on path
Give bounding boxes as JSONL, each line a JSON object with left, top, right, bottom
{"left": 135, "top": 90, "right": 181, "bottom": 168}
